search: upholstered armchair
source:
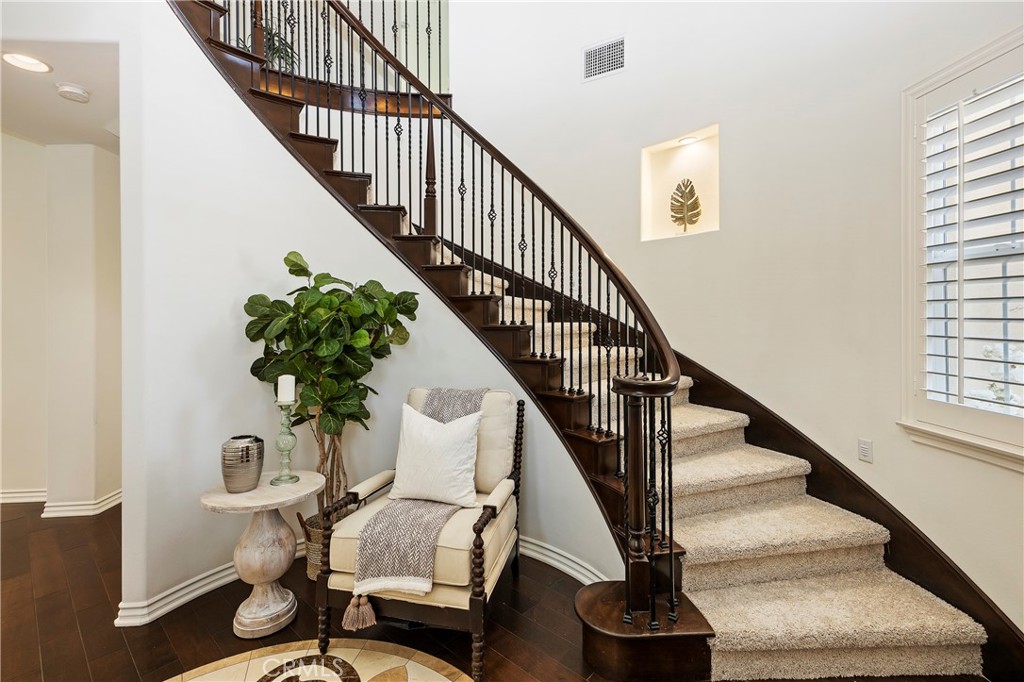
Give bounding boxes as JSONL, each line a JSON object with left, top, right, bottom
{"left": 316, "top": 388, "right": 525, "bottom": 682}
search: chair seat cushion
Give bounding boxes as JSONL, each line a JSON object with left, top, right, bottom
{"left": 329, "top": 492, "right": 518, "bottom": 588}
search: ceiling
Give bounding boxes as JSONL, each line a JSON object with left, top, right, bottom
{"left": 1, "top": 40, "right": 118, "bottom": 153}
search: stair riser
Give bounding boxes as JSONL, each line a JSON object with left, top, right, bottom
{"left": 565, "top": 434, "right": 620, "bottom": 479}
{"left": 673, "top": 427, "right": 745, "bottom": 457}
{"left": 323, "top": 176, "right": 371, "bottom": 206}
{"left": 674, "top": 476, "right": 806, "bottom": 518}
{"left": 290, "top": 138, "right": 335, "bottom": 171}
{"left": 422, "top": 267, "right": 470, "bottom": 297}
{"left": 709, "top": 644, "right": 982, "bottom": 681}
{"left": 593, "top": 479, "right": 624, "bottom": 529}
{"left": 508, "top": 360, "right": 562, "bottom": 391}
{"left": 208, "top": 43, "right": 261, "bottom": 90}
{"left": 538, "top": 393, "right": 591, "bottom": 430}
{"left": 394, "top": 239, "right": 436, "bottom": 266}
{"left": 359, "top": 209, "right": 405, "bottom": 237}
{"left": 451, "top": 298, "right": 500, "bottom": 326}
{"left": 176, "top": 1, "right": 222, "bottom": 41}
{"left": 682, "top": 543, "right": 885, "bottom": 593}
{"left": 247, "top": 92, "right": 301, "bottom": 135}
{"left": 481, "top": 327, "right": 532, "bottom": 359}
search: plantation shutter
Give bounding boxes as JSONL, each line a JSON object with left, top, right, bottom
{"left": 921, "top": 73, "right": 1024, "bottom": 418}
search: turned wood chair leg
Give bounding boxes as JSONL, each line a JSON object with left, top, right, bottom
{"left": 318, "top": 604, "right": 331, "bottom": 654}
{"left": 511, "top": 543, "right": 521, "bottom": 578}
{"left": 471, "top": 632, "right": 485, "bottom": 682}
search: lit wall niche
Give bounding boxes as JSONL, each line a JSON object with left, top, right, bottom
{"left": 640, "top": 124, "right": 720, "bottom": 241}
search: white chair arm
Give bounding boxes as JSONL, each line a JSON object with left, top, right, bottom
{"left": 482, "top": 479, "right": 515, "bottom": 515}
{"left": 349, "top": 469, "right": 396, "bottom": 501}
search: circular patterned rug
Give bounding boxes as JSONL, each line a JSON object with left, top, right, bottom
{"left": 166, "top": 638, "right": 471, "bottom": 682}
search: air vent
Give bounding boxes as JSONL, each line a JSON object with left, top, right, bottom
{"left": 583, "top": 37, "right": 625, "bottom": 82}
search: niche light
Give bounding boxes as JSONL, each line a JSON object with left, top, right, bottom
{"left": 677, "top": 136, "right": 698, "bottom": 146}
{"left": 2, "top": 53, "right": 52, "bottom": 73}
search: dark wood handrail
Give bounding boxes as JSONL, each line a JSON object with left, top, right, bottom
{"left": 325, "top": 0, "right": 679, "bottom": 399}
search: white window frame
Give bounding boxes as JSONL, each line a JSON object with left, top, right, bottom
{"left": 900, "top": 29, "right": 1024, "bottom": 473}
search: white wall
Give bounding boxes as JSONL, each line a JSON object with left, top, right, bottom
{"left": 94, "top": 145, "right": 121, "bottom": 499}
{"left": 2, "top": 0, "right": 622, "bottom": 623}
{"left": 449, "top": 1, "right": 1024, "bottom": 627}
{"left": 1, "top": 133, "right": 49, "bottom": 497}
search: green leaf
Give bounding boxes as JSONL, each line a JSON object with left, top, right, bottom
{"left": 244, "top": 294, "right": 273, "bottom": 318}
{"left": 271, "top": 300, "right": 293, "bottom": 316}
{"left": 308, "top": 308, "right": 331, "bottom": 326}
{"left": 250, "top": 356, "right": 268, "bottom": 379}
{"left": 392, "top": 291, "right": 419, "bottom": 317}
{"left": 321, "top": 294, "right": 341, "bottom": 311}
{"left": 245, "top": 318, "right": 270, "bottom": 342}
{"left": 319, "top": 410, "right": 345, "bottom": 435}
{"left": 299, "top": 384, "right": 321, "bottom": 407}
{"left": 321, "top": 377, "right": 339, "bottom": 398}
{"left": 353, "top": 291, "right": 376, "bottom": 315}
{"left": 341, "top": 349, "right": 372, "bottom": 377}
{"left": 284, "top": 251, "right": 312, "bottom": 278}
{"left": 264, "top": 315, "right": 292, "bottom": 341}
{"left": 341, "top": 300, "right": 363, "bottom": 318}
{"left": 332, "top": 392, "right": 360, "bottom": 414}
{"left": 262, "top": 359, "right": 290, "bottom": 382}
{"left": 389, "top": 324, "right": 410, "bottom": 346}
{"left": 286, "top": 286, "right": 309, "bottom": 296}
{"left": 360, "top": 280, "right": 387, "bottom": 300}
{"left": 315, "top": 338, "right": 341, "bottom": 358}
{"left": 299, "top": 288, "right": 323, "bottom": 312}
{"left": 350, "top": 329, "right": 371, "bottom": 348}
{"left": 313, "top": 272, "right": 353, "bottom": 289}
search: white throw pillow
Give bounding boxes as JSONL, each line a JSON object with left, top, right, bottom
{"left": 388, "top": 403, "right": 482, "bottom": 507}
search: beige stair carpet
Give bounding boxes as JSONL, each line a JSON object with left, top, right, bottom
{"left": 667, "top": 394, "right": 985, "bottom": 678}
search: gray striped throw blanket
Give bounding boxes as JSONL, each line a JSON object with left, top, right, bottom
{"left": 343, "top": 388, "right": 488, "bottom": 630}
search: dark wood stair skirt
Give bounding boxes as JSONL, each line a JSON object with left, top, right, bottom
{"left": 576, "top": 580, "right": 713, "bottom": 682}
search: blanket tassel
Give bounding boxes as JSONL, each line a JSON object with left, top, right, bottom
{"left": 342, "top": 595, "right": 376, "bottom": 631}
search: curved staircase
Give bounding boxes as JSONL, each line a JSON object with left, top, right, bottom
{"left": 169, "top": 2, "right": 1022, "bottom": 680}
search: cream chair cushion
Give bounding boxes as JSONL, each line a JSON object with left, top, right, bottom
{"left": 328, "top": 528, "right": 517, "bottom": 610}
{"left": 329, "top": 491, "right": 518, "bottom": 588}
{"left": 406, "top": 388, "right": 516, "bottom": 494}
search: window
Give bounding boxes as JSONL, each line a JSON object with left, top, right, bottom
{"left": 902, "top": 33, "right": 1024, "bottom": 470}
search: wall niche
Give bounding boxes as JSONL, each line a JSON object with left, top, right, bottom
{"left": 640, "top": 124, "right": 720, "bottom": 241}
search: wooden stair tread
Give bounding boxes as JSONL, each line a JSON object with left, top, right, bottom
{"left": 196, "top": 0, "right": 228, "bottom": 16}
{"left": 323, "top": 169, "right": 372, "bottom": 181}
{"left": 206, "top": 37, "right": 266, "bottom": 64}
{"left": 576, "top": 580, "right": 713, "bottom": 638}
{"left": 288, "top": 131, "right": 338, "bottom": 148}
{"left": 248, "top": 87, "right": 304, "bottom": 108}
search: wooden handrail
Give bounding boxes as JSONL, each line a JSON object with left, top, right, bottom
{"left": 325, "top": 0, "right": 679, "bottom": 399}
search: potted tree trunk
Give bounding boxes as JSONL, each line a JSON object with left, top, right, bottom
{"left": 244, "top": 251, "right": 418, "bottom": 578}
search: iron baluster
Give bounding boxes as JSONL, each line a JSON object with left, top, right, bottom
{"left": 558, "top": 222, "right": 566, "bottom": 390}
{"left": 538, "top": 201, "right": 545, "bottom": 357}
{"left": 647, "top": 397, "right": 660, "bottom": 631}
{"left": 616, "top": 293, "right": 624, "bottom": 477}
{"left": 667, "top": 399, "right": 678, "bottom": 621}
{"left": 518, "top": 187, "right": 526, "bottom": 326}
{"left": 587, "top": 254, "right": 593, "bottom": 429}
{"left": 489, "top": 158, "right": 496, "bottom": 295}
{"left": 548, "top": 210, "right": 557, "bottom": 360}
{"left": 659, "top": 398, "right": 670, "bottom": 552}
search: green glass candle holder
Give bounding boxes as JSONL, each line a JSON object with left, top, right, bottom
{"left": 271, "top": 401, "right": 300, "bottom": 486}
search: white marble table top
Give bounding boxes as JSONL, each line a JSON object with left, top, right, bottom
{"left": 200, "top": 470, "right": 325, "bottom": 513}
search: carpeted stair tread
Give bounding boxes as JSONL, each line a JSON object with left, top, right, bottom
{"left": 673, "top": 445, "right": 811, "bottom": 495}
{"left": 671, "top": 403, "right": 750, "bottom": 440}
{"left": 677, "top": 496, "right": 889, "bottom": 565}
{"left": 467, "top": 269, "right": 509, "bottom": 294}
{"left": 687, "top": 569, "right": 987, "bottom": 652}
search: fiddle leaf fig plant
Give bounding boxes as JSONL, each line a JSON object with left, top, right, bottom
{"left": 244, "top": 251, "right": 418, "bottom": 507}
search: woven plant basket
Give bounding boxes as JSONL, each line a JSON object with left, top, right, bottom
{"left": 297, "top": 513, "right": 324, "bottom": 580}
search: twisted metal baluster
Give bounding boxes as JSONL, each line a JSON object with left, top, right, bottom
{"left": 577, "top": 242, "right": 584, "bottom": 393}
{"left": 667, "top": 400, "right": 678, "bottom": 622}
{"left": 616, "top": 293, "right": 624, "bottom": 477}
{"left": 489, "top": 158, "right": 497, "bottom": 295}
{"left": 518, "top": 188, "right": 527, "bottom": 326}
{"left": 647, "top": 398, "right": 660, "bottom": 631}
{"left": 538, "top": 204, "right": 546, "bottom": 357}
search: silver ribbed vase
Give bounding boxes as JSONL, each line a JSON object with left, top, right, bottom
{"left": 221, "top": 435, "right": 264, "bottom": 493}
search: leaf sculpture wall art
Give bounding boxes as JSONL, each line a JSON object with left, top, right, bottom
{"left": 670, "top": 178, "right": 702, "bottom": 231}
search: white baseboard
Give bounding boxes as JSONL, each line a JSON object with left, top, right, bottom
{"left": 115, "top": 540, "right": 307, "bottom": 627}
{"left": 520, "top": 536, "right": 608, "bottom": 585}
{"left": 42, "top": 488, "right": 122, "bottom": 518}
{"left": 0, "top": 488, "right": 47, "bottom": 504}
{"left": 115, "top": 535, "right": 601, "bottom": 627}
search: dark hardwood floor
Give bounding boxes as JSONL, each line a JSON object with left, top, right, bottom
{"left": 0, "top": 502, "right": 607, "bottom": 682}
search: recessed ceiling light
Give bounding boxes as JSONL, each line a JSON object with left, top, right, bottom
{"left": 56, "top": 82, "right": 90, "bottom": 104}
{"left": 2, "top": 53, "right": 52, "bottom": 73}
{"left": 678, "top": 136, "right": 698, "bottom": 145}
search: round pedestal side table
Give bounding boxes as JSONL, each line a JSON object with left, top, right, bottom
{"left": 200, "top": 470, "right": 325, "bottom": 639}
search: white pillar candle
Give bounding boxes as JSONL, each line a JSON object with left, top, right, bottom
{"left": 277, "top": 375, "right": 296, "bottom": 403}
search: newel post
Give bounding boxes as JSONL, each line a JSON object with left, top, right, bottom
{"left": 624, "top": 393, "right": 649, "bottom": 622}
{"left": 423, "top": 112, "right": 438, "bottom": 236}
{"left": 252, "top": 1, "right": 266, "bottom": 60}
